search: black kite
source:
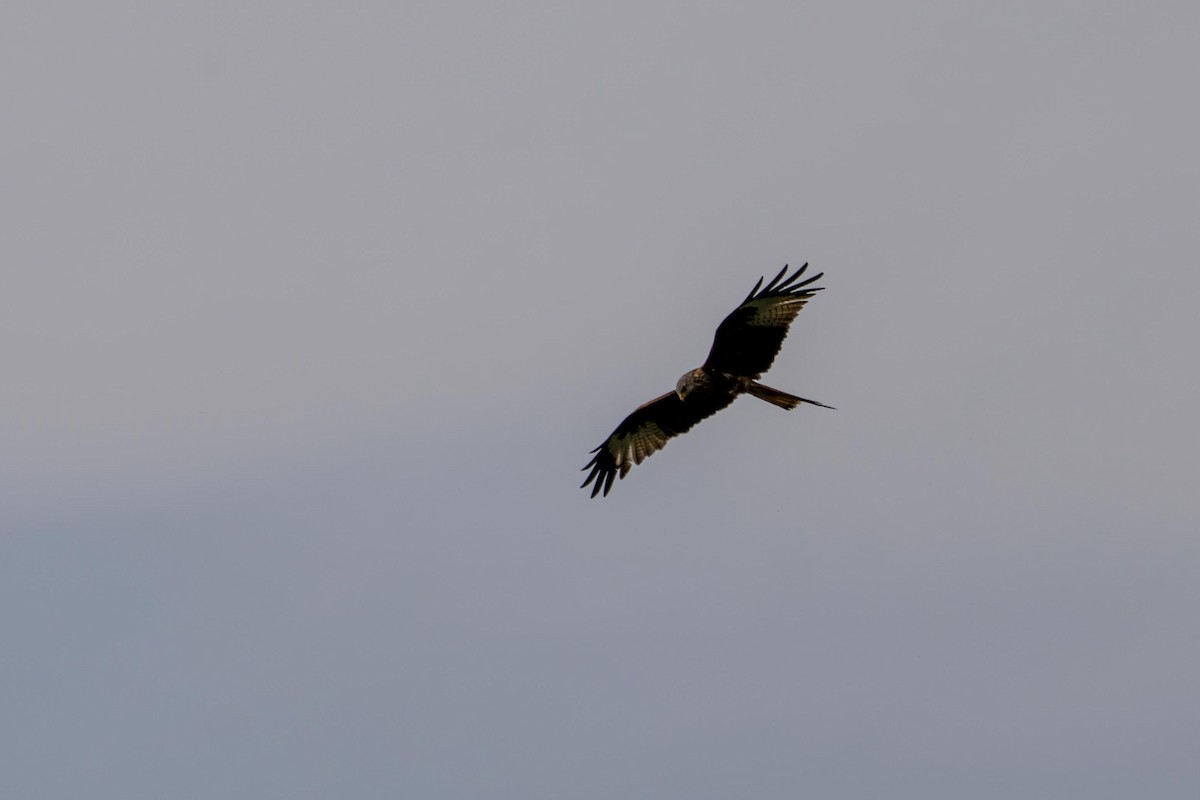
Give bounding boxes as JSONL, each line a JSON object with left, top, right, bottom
{"left": 581, "top": 264, "right": 832, "bottom": 497}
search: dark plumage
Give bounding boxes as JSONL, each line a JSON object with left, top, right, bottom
{"left": 581, "top": 264, "right": 832, "bottom": 497}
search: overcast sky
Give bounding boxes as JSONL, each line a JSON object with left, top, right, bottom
{"left": 4, "top": 2, "right": 1199, "bottom": 798}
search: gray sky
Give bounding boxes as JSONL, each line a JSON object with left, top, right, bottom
{"left": 4, "top": 2, "right": 1199, "bottom": 798}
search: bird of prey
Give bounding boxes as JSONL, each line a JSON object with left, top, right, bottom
{"left": 581, "top": 264, "right": 832, "bottom": 497}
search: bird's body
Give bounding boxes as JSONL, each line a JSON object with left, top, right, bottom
{"left": 676, "top": 367, "right": 735, "bottom": 403}
{"left": 582, "top": 264, "right": 832, "bottom": 497}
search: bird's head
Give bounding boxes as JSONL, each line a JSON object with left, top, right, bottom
{"left": 675, "top": 368, "right": 703, "bottom": 401}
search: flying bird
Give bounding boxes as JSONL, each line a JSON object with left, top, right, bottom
{"left": 581, "top": 264, "right": 832, "bottom": 498}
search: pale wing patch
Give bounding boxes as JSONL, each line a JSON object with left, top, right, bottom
{"left": 631, "top": 422, "right": 668, "bottom": 463}
{"left": 608, "top": 422, "right": 669, "bottom": 477}
{"left": 744, "top": 296, "right": 808, "bottom": 326}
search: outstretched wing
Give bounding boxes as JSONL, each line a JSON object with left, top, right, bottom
{"left": 581, "top": 390, "right": 735, "bottom": 498}
{"left": 702, "top": 263, "right": 824, "bottom": 379}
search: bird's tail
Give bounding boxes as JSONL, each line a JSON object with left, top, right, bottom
{"left": 746, "top": 381, "right": 835, "bottom": 410}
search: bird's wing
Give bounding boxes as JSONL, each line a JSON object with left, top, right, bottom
{"left": 702, "top": 263, "right": 823, "bottom": 379}
{"left": 581, "top": 390, "right": 735, "bottom": 498}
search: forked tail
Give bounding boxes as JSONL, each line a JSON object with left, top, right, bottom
{"left": 745, "top": 381, "right": 835, "bottom": 410}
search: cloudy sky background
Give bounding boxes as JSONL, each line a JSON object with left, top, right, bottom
{"left": 4, "top": 2, "right": 1199, "bottom": 797}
